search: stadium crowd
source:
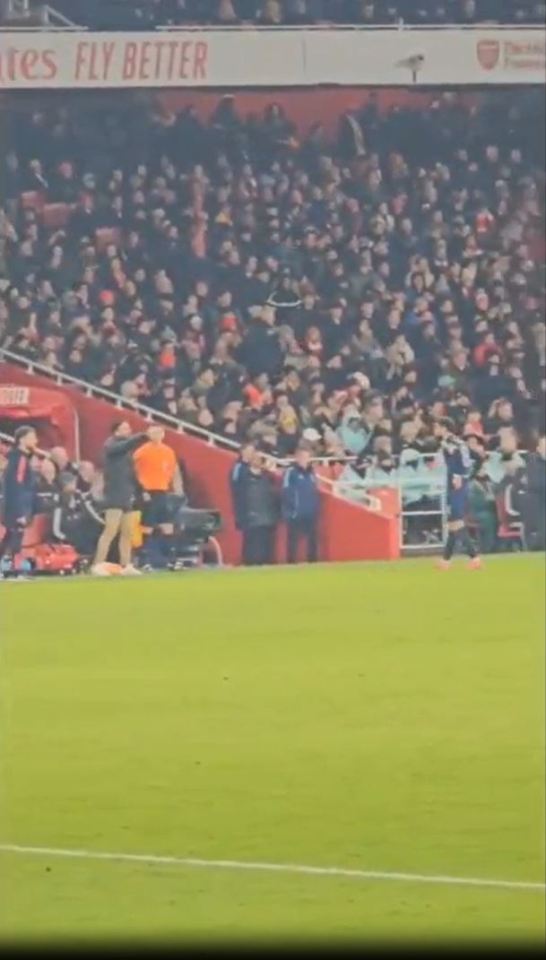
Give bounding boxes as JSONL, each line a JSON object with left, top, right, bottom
{"left": 1, "top": 90, "right": 544, "bottom": 471}
{"left": 34, "top": 0, "right": 546, "bottom": 28}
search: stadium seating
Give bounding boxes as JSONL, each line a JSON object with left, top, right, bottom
{"left": 41, "top": 203, "right": 73, "bottom": 229}
{"left": 40, "top": 0, "right": 546, "bottom": 28}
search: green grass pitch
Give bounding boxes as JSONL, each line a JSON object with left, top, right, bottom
{"left": 1, "top": 556, "right": 544, "bottom": 945}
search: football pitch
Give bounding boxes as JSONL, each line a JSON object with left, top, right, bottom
{"left": 0, "top": 556, "right": 544, "bottom": 945}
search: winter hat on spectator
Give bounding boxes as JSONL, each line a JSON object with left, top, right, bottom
{"left": 99, "top": 290, "right": 115, "bottom": 306}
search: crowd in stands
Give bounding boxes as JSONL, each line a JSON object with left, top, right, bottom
{"left": 1, "top": 90, "right": 544, "bottom": 480}
{"left": 38, "top": 0, "right": 546, "bottom": 28}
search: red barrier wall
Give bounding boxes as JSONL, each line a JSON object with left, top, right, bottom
{"left": 0, "top": 363, "right": 400, "bottom": 564}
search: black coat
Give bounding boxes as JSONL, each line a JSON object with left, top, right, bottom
{"left": 240, "top": 470, "right": 278, "bottom": 530}
{"left": 102, "top": 433, "right": 147, "bottom": 511}
{"left": 241, "top": 326, "right": 283, "bottom": 379}
{"left": 526, "top": 453, "right": 546, "bottom": 503}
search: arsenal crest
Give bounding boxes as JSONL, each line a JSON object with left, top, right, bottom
{"left": 477, "top": 39, "right": 500, "bottom": 70}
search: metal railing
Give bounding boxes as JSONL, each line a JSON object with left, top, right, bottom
{"left": 319, "top": 472, "right": 383, "bottom": 514}
{"left": 327, "top": 455, "right": 448, "bottom": 551}
{"left": 0, "top": 0, "right": 82, "bottom": 27}
{"left": 0, "top": 347, "right": 240, "bottom": 452}
{"left": 154, "top": 22, "right": 543, "bottom": 31}
{"left": 0, "top": 23, "right": 86, "bottom": 29}
{"left": 1, "top": 21, "right": 542, "bottom": 32}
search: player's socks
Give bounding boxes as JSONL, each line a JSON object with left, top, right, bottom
{"left": 442, "top": 531, "right": 457, "bottom": 561}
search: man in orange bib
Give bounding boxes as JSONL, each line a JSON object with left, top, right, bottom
{"left": 133, "top": 426, "right": 184, "bottom": 567}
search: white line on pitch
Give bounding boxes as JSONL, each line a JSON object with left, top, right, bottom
{"left": 0, "top": 843, "right": 544, "bottom": 893}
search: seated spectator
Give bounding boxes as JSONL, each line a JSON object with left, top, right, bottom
{"left": 52, "top": 475, "right": 105, "bottom": 557}
{"left": 36, "top": 458, "right": 59, "bottom": 499}
{"left": 49, "top": 446, "right": 77, "bottom": 487}
{"left": 486, "top": 429, "right": 526, "bottom": 484}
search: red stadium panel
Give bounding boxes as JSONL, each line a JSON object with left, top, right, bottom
{"left": 95, "top": 227, "right": 121, "bottom": 251}
{"left": 41, "top": 203, "right": 73, "bottom": 228}
{"left": 20, "top": 190, "right": 45, "bottom": 211}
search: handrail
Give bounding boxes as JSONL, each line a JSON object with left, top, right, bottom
{"left": 318, "top": 472, "right": 382, "bottom": 513}
{"left": 0, "top": 348, "right": 241, "bottom": 453}
{"left": 1, "top": 22, "right": 540, "bottom": 32}
{"left": 42, "top": 3, "right": 81, "bottom": 28}
{"left": 154, "top": 22, "right": 543, "bottom": 31}
{"left": 0, "top": 24, "right": 87, "bottom": 30}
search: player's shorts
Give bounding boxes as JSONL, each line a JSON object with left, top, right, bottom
{"left": 447, "top": 492, "right": 467, "bottom": 523}
{"left": 142, "top": 491, "right": 172, "bottom": 527}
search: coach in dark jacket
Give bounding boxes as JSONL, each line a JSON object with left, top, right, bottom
{"left": 92, "top": 420, "right": 150, "bottom": 574}
{"left": 282, "top": 446, "right": 320, "bottom": 563}
{"left": 240, "top": 451, "right": 278, "bottom": 566}
{"left": 229, "top": 442, "right": 255, "bottom": 532}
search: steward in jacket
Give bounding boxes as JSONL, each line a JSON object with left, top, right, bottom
{"left": 239, "top": 450, "right": 278, "bottom": 566}
{"left": 281, "top": 446, "right": 320, "bottom": 563}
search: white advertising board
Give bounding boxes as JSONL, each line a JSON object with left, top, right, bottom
{"left": 0, "top": 28, "right": 544, "bottom": 90}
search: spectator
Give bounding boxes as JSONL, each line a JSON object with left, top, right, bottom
{"left": 281, "top": 444, "right": 320, "bottom": 562}
{"left": 52, "top": 474, "right": 104, "bottom": 557}
{"left": 49, "top": 446, "right": 77, "bottom": 488}
{"left": 36, "top": 457, "right": 59, "bottom": 499}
